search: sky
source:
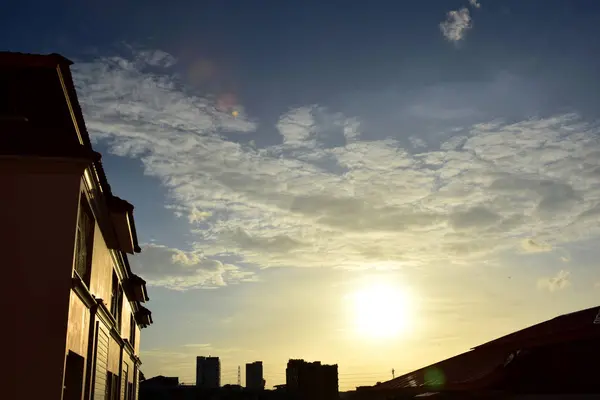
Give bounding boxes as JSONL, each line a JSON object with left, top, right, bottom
{"left": 3, "top": 0, "right": 600, "bottom": 391}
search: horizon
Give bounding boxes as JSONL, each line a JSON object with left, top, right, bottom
{"left": 3, "top": 0, "right": 600, "bottom": 392}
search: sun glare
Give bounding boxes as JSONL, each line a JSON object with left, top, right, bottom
{"left": 351, "top": 282, "right": 413, "bottom": 339}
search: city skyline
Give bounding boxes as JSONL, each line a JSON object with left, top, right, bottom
{"left": 3, "top": 0, "right": 600, "bottom": 392}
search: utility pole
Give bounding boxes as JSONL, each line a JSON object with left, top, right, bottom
{"left": 392, "top": 368, "right": 395, "bottom": 379}
{"left": 237, "top": 365, "right": 241, "bottom": 386}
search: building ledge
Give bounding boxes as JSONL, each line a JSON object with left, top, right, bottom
{"left": 96, "top": 298, "right": 119, "bottom": 330}
{"left": 107, "top": 195, "right": 141, "bottom": 254}
{"left": 125, "top": 274, "right": 149, "bottom": 303}
{"left": 71, "top": 274, "right": 97, "bottom": 309}
{"left": 135, "top": 305, "right": 153, "bottom": 328}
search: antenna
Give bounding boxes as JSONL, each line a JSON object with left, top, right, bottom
{"left": 237, "top": 365, "right": 241, "bottom": 386}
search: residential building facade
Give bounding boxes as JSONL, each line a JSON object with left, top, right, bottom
{"left": 245, "top": 361, "right": 265, "bottom": 390}
{"left": 196, "top": 356, "right": 221, "bottom": 388}
{"left": 2, "top": 52, "right": 152, "bottom": 400}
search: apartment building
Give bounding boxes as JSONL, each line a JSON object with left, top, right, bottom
{"left": 1, "top": 52, "right": 153, "bottom": 400}
{"left": 245, "top": 361, "right": 265, "bottom": 390}
{"left": 286, "top": 359, "right": 339, "bottom": 400}
{"left": 196, "top": 356, "right": 221, "bottom": 389}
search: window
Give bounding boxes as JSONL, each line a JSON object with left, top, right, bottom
{"left": 105, "top": 372, "right": 119, "bottom": 400}
{"left": 63, "top": 351, "right": 85, "bottom": 400}
{"left": 129, "top": 314, "right": 136, "bottom": 347}
{"left": 126, "top": 381, "right": 134, "bottom": 400}
{"left": 110, "top": 271, "right": 123, "bottom": 331}
{"left": 74, "top": 198, "right": 94, "bottom": 286}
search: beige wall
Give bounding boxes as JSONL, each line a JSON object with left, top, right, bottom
{"left": 134, "top": 326, "right": 141, "bottom": 355}
{"left": 89, "top": 217, "right": 140, "bottom": 349}
{"left": 2, "top": 159, "right": 85, "bottom": 400}
{"left": 124, "top": 359, "right": 133, "bottom": 383}
{"left": 108, "top": 336, "right": 121, "bottom": 374}
{"left": 121, "top": 299, "right": 132, "bottom": 343}
{"left": 89, "top": 222, "right": 113, "bottom": 303}
{"left": 66, "top": 290, "right": 90, "bottom": 357}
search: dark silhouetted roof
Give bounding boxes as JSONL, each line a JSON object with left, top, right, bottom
{"left": 474, "top": 306, "right": 600, "bottom": 350}
{"left": 372, "top": 306, "right": 600, "bottom": 392}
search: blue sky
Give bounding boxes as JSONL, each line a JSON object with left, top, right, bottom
{"left": 3, "top": 0, "right": 600, "bottom": 390}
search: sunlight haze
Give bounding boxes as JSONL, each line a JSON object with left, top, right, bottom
{"left": 4, "top": 0, "right": 600, "bottom": 392}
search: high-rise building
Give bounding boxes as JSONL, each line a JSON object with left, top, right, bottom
{"left": 196, "top": 356, "right": 221, "bottom": 388}
{"left": 246, "top": 361, "right": 265, "bottom": 390}
{"left": 286, "top": 359, "right": 338, "bottom": 400}
{"left": 1, "top": 52, "right": 152, "bottom": 400}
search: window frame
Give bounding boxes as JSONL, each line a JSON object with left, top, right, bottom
{"left": 74, "top": 196, "right": 94, "bottom": 287}
{"left": 129, "top": 313, "right": 136, "bottom": 347}
{"left": 105, "top": 371, "right": 119, "bottom": 400}
{"left": 110, "top": 271, "right": 123, "bottom": 331}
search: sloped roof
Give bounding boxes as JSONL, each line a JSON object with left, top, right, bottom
{"left": 372, "top": 305, "right": 600, "bottom": 392}
{"left": 0, "top": 51, "right": 149, "bottom": 323}
{"left": 373, "top": 348, "right": 508, "bottom": 391}
{"left": 474, "top": 306, "right": 600, "bottom": 350}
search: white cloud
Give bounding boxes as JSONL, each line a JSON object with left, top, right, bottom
{"left": 189, "top": 208, "right": 212, "bottom": 224}
{"left": 537, "top": 270, "right": 571, "bottom": 292}
{"left": 440, "top": 8, "right": 472, "bottom": 42}
{"left": 74, "top": 48, "right": 600, "bottom": 289}
{"left": 277, "top": 107, "right": 316, "bottom": 146}
{"left": 138, "top": 49, "right": 177, "bottom": 68}
{"left": 469, "top": 0, "right": 481, "bottom": 9}
{"left": 129, "top": 244, "right": 255, "bottom": 290}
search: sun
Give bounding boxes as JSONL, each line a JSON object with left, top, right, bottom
{"left": 351, "top": 282, "right": 413, "bottom": 339}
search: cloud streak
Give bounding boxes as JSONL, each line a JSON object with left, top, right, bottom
{"left": 129, "top": 244, "right": 255, "bottom": 290}
{"left": 74, "top": 48, "right": 600, "bottom": 289}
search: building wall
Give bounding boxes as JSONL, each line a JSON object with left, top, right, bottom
{"left": 66, "top": 290, "right": 90, "bottom": 357}
{"left": 2, "top": 160, "right": 85, "bottom": 400}
{"left": 87, "top": 208, "right": 145, "bottom": 400}
{"left": 134, "top": 325, "right": 141, "bottom": 355}
{"left": 124, "top": 358, "right": 133, "bottom": 383}
{"left": 122, "top": 299, "right": 132, "bottom": 343}
{"left": 108, "top": 336, "right": 121, "bottom": 375}
{"left": 89, "top": 222, "right": 114, "bottom": 303}
{"left": 94, "top": 324, "right": 110, "bottom": 400}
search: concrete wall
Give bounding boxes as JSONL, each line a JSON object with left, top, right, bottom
{"left": 2, "top": 159, "right": 84, "bottom": 400}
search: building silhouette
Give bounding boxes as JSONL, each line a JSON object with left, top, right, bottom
{"left": 196, "top": 356, "right": 221, "bottom": 388}
{"left": 246, "top": 361, "right": 265, "bottom": 390}
{"left": 1, "top": 52, "right": 152, "bottom": 400}
{"left": 357, "top": 306, "right": 600, "bottom": 398}
{"left": 286, "top": 359, "right": 339, "bottom": 400}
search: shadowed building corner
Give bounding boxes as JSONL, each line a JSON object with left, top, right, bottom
{"left": 0, "top": 51, "right": 153, "bottom": 400}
